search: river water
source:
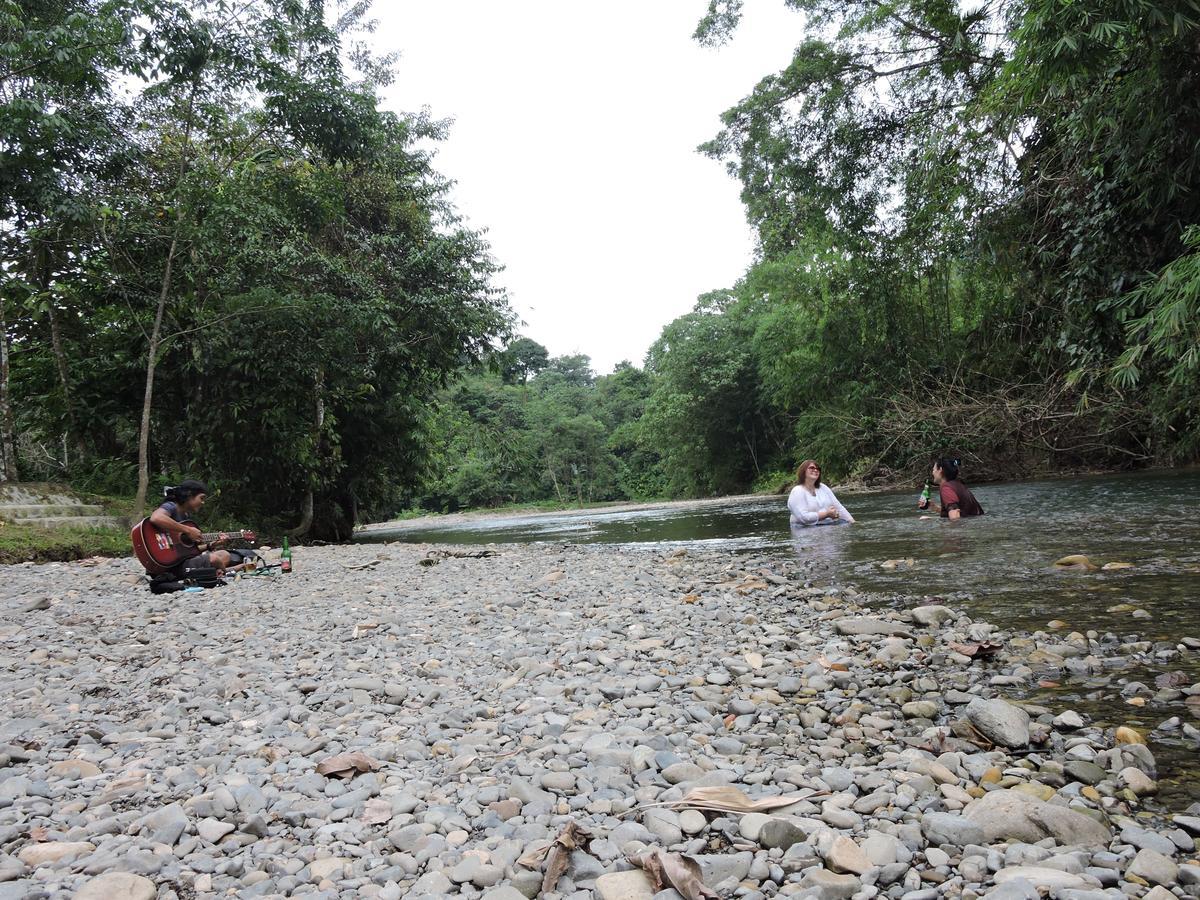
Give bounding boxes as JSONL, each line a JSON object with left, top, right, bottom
{"left": 361, "top": 469, "right": 1200, "bottom": 801}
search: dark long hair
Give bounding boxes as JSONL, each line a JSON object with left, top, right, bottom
{"left": 795, "top": 459, "right": 822, "bottom": 489}
{"left": 164, "top": 479, "right": 207, "bottom": 503}
{"left": 934, "top": 457, "right": 960, "bottom": 481}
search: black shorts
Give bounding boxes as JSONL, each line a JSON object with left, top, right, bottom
{"left": 180, "top": 552, "right": 213, "bottom": 573}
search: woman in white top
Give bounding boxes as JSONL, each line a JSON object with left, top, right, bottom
{"left": 788, "top": 459, "right": 855, "bottom": 526}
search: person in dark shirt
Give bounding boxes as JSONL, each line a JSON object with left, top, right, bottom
{"left": 148, "top": 479, "right": 234, "bottom": 574}
{"left": 919, "top": 457, "right": 984, "bottom": 520}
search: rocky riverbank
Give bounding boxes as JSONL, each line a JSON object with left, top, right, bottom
{"left": 1, "top": 542, "right": 1198, "bottom": 899}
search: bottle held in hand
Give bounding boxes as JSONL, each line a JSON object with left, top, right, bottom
{"left": 280, "top": 537, "right": 292, "bottom": 573}
{"left": 918, "top": 480, "right": 932, "bottom": 510}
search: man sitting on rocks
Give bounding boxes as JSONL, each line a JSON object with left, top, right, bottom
{"left": 149, "top": 479, "right": 235, "bottom": 576}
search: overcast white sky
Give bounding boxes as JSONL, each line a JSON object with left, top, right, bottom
{"left": 375, "top": 1, "right": 801, "bottom": 374}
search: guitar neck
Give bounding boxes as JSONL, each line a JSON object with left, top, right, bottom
{"left": 199, "top": 530, "right": 245, "bottom": 543}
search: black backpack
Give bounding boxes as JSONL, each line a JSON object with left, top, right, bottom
{"left": 148, "top": 566, "right": 222, "bottom": 593}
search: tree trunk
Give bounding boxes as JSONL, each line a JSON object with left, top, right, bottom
{"left": 133, "top": 81, "right": 199, "bottom": 517}
{"left": 46, "top": 298, "right": 85, "bottom": 464}
{"left": 289, "top": 367, "right": 324, "bottom": 537}
{"left": 0, "top": 294, "right": 17, "bottom": 481}
{"left": 35, "top": 239, "right": 83, "bottom": 464}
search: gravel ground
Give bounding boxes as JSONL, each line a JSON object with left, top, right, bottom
{"left": 1, "top": 541, "right": 1198, "bottom": 900}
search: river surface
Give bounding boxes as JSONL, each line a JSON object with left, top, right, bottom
{"left": 362, "top": 469, "right": 1200, "bottom": 802}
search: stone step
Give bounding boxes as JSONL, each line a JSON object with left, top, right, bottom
{"left": 0, "top": 503, "right": 106, "bottom": 519}
{"left": 12, "top": 515, "right": 127, "bottom": 530}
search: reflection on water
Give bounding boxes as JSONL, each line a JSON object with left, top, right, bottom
{"left": 362, "top": 469, "right": 1200, "bottom": 800}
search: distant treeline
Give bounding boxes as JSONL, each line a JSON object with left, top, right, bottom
{"left": 4, "top": 1, "right": 1199, "bottom": 530}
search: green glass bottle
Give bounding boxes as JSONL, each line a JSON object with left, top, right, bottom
{"left": 280, "top": 536, "right": 292, "bottom": 573}
{"left": 918, "top": 481, "right": 932, "bottom": 510}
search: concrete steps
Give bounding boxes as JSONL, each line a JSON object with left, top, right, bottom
{"left": 0, "top": 483, "right": 127, "bottom": 531}
{"left": 13, "top": 514, "right": 127, "bottom": 529}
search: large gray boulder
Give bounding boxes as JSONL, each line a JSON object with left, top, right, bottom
{"left": 963, "top": 789, "right": 1111, "bottom": 846}
{"left": 965, "top": 697, "right": 1030, "bottom": 748}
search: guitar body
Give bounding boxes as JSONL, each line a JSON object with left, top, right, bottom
{"left": 131, "top": 518, "right": 256, "bottom": 575}
{"left": 131, "top": 517, "right": 201, "bottom": 574}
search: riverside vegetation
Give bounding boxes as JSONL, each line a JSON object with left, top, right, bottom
{"left": 3, "top": 0, "right": 1200, "bottom": 533}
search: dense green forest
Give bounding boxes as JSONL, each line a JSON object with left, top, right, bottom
{"left": 4, "top": 0, "right": 1199, "bottom": 531}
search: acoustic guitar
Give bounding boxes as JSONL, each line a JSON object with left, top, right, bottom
{"left": 131, "top": 517, "right": 256, "bottom": 574}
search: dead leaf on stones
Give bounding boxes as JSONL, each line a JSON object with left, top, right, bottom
{"left": 723, "top": 714, "right": 737, "bottom": 729}
{"left": 627, "top": 848, "right": 719, "bottom": 900}
{"left": 681, "top": 593, "right": 700, "bottom": 604}
{"left": 948, "top": 640, "right": 1002, "bottom": 659}
{"left": 315, "top": 751, "right": 380, "bottom": 778}
{"left": 352, "top": 622, "right": 380, "bottom": 639}
{"left": 531, "top": 821, "right": 590, "bottom": 894}
{"left": 666, "top": 785, "right": 825, "bottom": 814}
{"left": 815, "top": 654, "right": 849, "bottom": 671}
{"left": 361, "top": 797, "right": 394, "bottom": 825}
{"left": 734, "top": 578, "right": 769, "bottom": 594}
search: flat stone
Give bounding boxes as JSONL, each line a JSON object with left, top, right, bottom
{"left": 922, "top": 812, "right": 985, "bottom": 847}
{"left": 834, "top": 617, "right": 912, "bottom": 637}
{"left": 911, "top": 605, "right": 955, "bottom": 626}
{"left": 1126, "top": 848, "right": 1178, "bottom": 886}
{"left": 197, "top": 817, "right": 235, "bottom": 843}
{"left": 74, "top": 873, "right": 157, "bottom": 900}
{"left": 595, "top": 870, "right": 655, "bottom": 900}
{"left": 309, "top": 857, "right": 347, "bottom": 881}
{"left": 48, "top": 760, "right": 102, "bottom": 779}
{"left": 17, "top": 841, "right": 95, "bottom": 867}
{"left": 679, "top": 809, "right": 707, "bottom": 835}
{"left": 965, "top": 697, "right": 1030, "bottom": 748}
{"left": 825, "top": 836, "right": 872, "bottom": 875}
{"left": 963, "top": 789, "right": 1111, "bottom": 845}
{"left": 759, "top": 817, "right": 807, "bottom": 851}
{"left": 799, "top": 868, "right": 861, "bottom": 900}
{"left": 993, "top": 866, "right": 1091, "bottom": 890}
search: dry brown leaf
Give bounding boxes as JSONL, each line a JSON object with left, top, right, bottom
{"left": 814, "top": 654, "right": 850, "bottom": 672}
{"left": 628, "top": 849, "right": 719, "bottom": 900}
{"left": 315, "top": 751, "right": 380, "bottom": 778}
{"left": 947, "top": 640, "right": 1002, "bottom": 659}
{"left": 723, "top": 713, "right": 736, "bottom": 729}
{"left": 541, "top": 821, "right": 589, "bottom": 894}
{"left": 668, "top": 785, "right": 821, "bottom": 814}
{"left": 681, "top": 593, "right": 700, "bottom": 604}
{"left": 735, "top": 578, "right": 769, "bottom": 594}
{"left": 361, "top": 797, "right": 394, "bottom": 825}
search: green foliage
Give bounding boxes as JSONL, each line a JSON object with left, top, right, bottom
{"left": 0, "top": 522, "right": 129, "bottom": 565}
{"left": 3, "top": 0, "right": 511, "bottom": 536}
{"left": 412, "top": 341, "right": 664, "bottom": 511}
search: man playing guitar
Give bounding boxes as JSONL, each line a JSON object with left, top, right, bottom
{"left": 149, "top": 479, "right": 237, "bottom": 575}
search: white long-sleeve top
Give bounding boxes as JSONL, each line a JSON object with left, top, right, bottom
{"left": 788, "top": 483, "right": 855, "bottom": 526}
